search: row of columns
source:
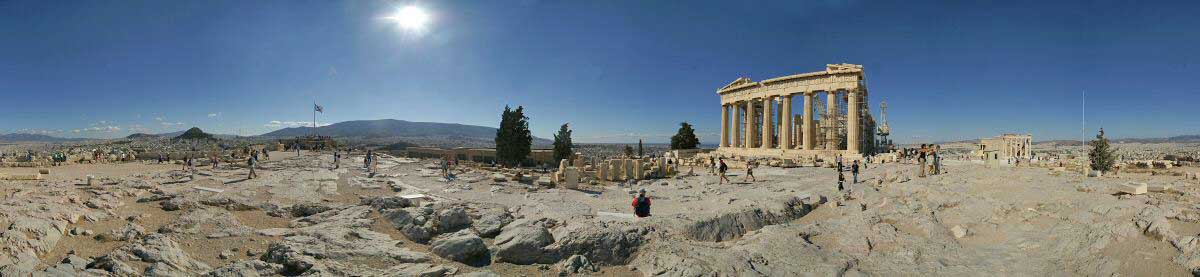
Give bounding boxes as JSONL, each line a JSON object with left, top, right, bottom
{"left": 719, "top": 90, "right": 861, "bottom": 153}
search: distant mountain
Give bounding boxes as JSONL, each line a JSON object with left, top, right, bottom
{"left": 0, "top": 133, "right": 85, "bottom": 143}
{"left": 126, "top": 133, "right": 160, "bottom": 139}
{"left": 157, "top": 129, "right": 238, "bottom": 139}
{"left": 1113, "top": 135, "right": 1200, "bottom": 144}
{"left": 173, "top": 127, "right": 215, "bottom": 140}
{"left": 259, "top": 119, "right": 552, "bottom": 145}
{"left": 1028, "top": 135, "right": 1200, "bottom": 146}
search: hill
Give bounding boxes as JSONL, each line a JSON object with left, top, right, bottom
{"left": 259, "top": 119, "right": 552, "bottom": 147}
{"left": 173, "top": 127, "right": 216, "bottom": 140}
{"left": 125, "top": 133, "right": 160, "bottom": 139}
{"left": 0, "top": 133, "right": 85, "bottom": 143}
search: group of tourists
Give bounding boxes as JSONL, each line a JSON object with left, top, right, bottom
{"left": 916, "top": 144, "right": 943, "bottom": 177}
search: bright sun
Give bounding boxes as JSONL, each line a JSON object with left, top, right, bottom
{"left": 384, "top": 6, "right": 430, "bottom": 31}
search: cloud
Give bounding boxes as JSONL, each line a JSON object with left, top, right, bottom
{"left": 128, "top": 124, "right": 151, "bottom": 133}
{"left": 11, "top": 129, "right": 63, "bottom": 135}
{"left": 154, "top": 117, "right": 164, "bottom": 121}
{"left": 208, "top": 112, "right": 222, "bottom": 118}
{"left": 160, "top": 122, "right": 185, "bottom": 126}
{"left": 264, "top": 120, "right": 329, "bottom": 128}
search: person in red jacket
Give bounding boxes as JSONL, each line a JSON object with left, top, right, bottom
{"left": 632, "top": 188, "right": 651, "bottom": 218}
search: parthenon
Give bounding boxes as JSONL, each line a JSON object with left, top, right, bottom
{"left": 716, "top": 63, "right": 877, "bottom": 160}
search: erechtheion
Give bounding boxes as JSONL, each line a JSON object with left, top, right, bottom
{"left": 973, "top": 134, "right": 1033, "bottom": 160}
{"left": 715, "top": 63, "right": 878, "bottom": 160}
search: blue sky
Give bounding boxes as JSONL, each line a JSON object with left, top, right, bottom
{"left": 2, "top": 0, "right": 1198, "bottom": 143}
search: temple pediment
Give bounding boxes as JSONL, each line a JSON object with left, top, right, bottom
{"left": 719, "top": 77, "right": 756, "bottom": 92}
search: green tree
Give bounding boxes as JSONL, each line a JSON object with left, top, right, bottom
{"left": 552, "top": 123, "right": 573, "bottom": 164}
{"left": 670, "top": 122, "right": 700, "bottom": 149}
{"left": 495, "top": 106, "right": 532, "bottom": 167}
{"left": 638, "top": 139, "right": 644, "bottom": 158}
{"left": 1089, "top": 128, "right": 1117, "bottom": 173}
{"left": 623, "top": 145, "right": 634, "bottom": 157}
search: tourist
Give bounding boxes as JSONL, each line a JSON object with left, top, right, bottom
{"left": 333, "top": 150, "right": 340, "bottom": 169}
{"left": 932, "top": 145, "right": 942, "bottom": 175}
{"left": 211, "top": 153, "right": 219, "bottom": 169}
{"left": 186, "top": 156, "right": 195, "bottom": 180}
{"left": 918, "top": 144, "right": 928, "bottom": 178}
{"left": 852, "top": 160, "right": 860, "bottom": 184}
{"left": 441, "top": 158, "right": 449, "bottom": 178}
{"left": 744, "top": 160, "right": 756, "bottom": 182}
{"left": 365, "top": 150, "right": 373, "bottom": 169}
{"left": 247, "top": 154, "right": 257, "bottom": 179}
{"left": 295, "top": 144, "right": 301, "bottom": 157}
{"left": 158, "top": 153, "right": 164, "bottom": 164}
{"left": 836, "top": 154, "right": 843, "bottom": 172}
{"left": 718, "top": 157, "right": 731, "bottom": 184}
{"left": 263, "top": 148, "right": 270, "bottom": 160}
{"left": 632, "top": 188, "right": 651, "bottom": 218}
{"left": 837, "top": 169, "right": 845, "bottom": 191}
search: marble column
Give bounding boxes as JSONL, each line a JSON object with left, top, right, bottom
{"left": 720, "top": 104, "right": 729, "bottom": 147}
{"left": 761, "top": 97, "right": 773, "bottom": 149}
{"left": 732, "top": 102, "right": 742, "bottom": 148}
{"left": 781, "top": 95, "right": 792, "bottom": 150}
{"left": 847, "top": 90, "right": 860, "bottom": 154}
{"left": 825, "top": 91, "right": 839, "bottom": 150}
{"left": 802, "top": 92, "right": 814, "bottom": 150}
{"left": 745, "top": 100, "right": 755, "bottom": 148}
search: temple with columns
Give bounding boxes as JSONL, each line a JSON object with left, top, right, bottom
{"left": 715, "top": 63, "right": 878, "bottom": 160}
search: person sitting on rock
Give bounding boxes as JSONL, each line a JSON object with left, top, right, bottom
{"left": 632, "top": 188, "right": 651, "bottom": 218}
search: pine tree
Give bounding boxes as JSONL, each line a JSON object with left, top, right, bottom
{"left": 638, "top": 139, "right": 644, "bottom": 158}
{"left": 670, "top": 122, "right": 700, "bottom": 149}
{"left": 552, "top": 123, "right": 573, "bottom": 164}
{"left": 1089, "top": 128, "right": 1117, "bottom": 172}
{"left": 624, "top": 145, "right": 634, "bottom": 157}
{"left": 495, "top": 106, "right": 533, "bottom": 167}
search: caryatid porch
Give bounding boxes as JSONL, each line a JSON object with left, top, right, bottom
{"left": 715, "top": 64, "right": 876, "bottom": 160}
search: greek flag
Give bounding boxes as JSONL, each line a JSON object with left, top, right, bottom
{"left": 314, "top": 104, "right": 323, "bottom": 113}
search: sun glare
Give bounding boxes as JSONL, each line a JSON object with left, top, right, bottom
{"left": 384, "top": 6, "right": 430, "bottom": 31}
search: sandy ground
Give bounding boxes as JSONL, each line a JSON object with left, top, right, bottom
{"left": 4, "top": 151, "right": 1200, "bottom": 276}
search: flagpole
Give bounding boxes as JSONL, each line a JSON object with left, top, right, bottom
{"left": 313, "top": 102, "right": 317, "bottom": 138}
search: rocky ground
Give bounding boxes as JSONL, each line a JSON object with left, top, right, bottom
{"left": 2, "top": 150, "right": 1200, "bottom": 276}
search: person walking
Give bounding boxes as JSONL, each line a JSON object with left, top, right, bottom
{"left": 744, "top": 160, "right": 756, "bottom": 183}
{"left": 262, "top": 148, "right": 270, "bottom": 161}
{"left": 718, "top": 157, "right": 731, "bottom": 184}
{"left": 707, "top": 156, "right": 716, "bottom": 175}
{"left": 211, "top": 153, "right": 219, "bottom": 170}
{"left": 632, "top": 188, "right": 652, "bottom": 218}
{"left": 851, "top": 160, "right": 860, "bottom": 184}
{"left": 247, "top": 155, "right": 258, "bottom": 179}
{"left": 186, "top": 156, "right": 195, "bottom": 181}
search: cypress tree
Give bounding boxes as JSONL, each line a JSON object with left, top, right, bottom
{"left": 552, "top": 123, "right": 573, "bottom": 164}
{"left": 1089, "top": 128, "right": 1117, "bottom": 173}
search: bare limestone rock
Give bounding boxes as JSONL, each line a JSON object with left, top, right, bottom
{"left": 556, "top": 254, "right": 598, "bottom": 275}
{"left": 493, "top": 219, "right": 556, "bottom": 264}
{"left": 202, "top": 260, "right": 283, "bottom": 277}
{"left": 430, "top": 229, "right": 489, "bottom": 263}
{"left": 473, "top": 209, "right": 514, "bottom": 238}
{"left": 383, "top": 204, "right": 473, "bottom": 243}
